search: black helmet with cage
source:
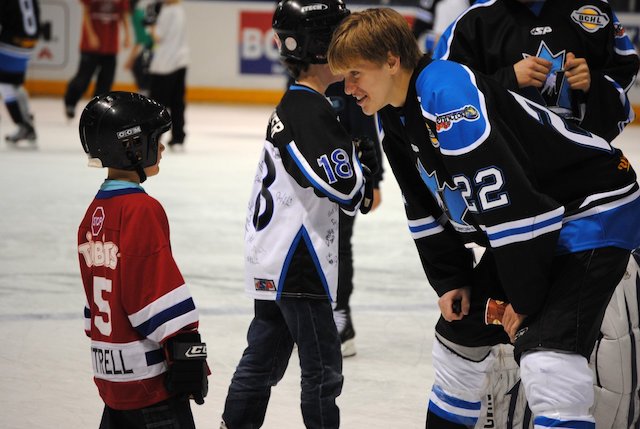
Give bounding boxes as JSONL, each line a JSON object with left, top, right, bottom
{"left": 79, "top": 91, "right": 171, "bottom": 183}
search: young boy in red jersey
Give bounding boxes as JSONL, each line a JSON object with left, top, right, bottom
{"left": 77, "top": 91, "right": 208, "bottom": 428}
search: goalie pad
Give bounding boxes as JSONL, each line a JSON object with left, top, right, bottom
{"left": 589, "top": 251, "right": 640, "bottom": 429}
{"left": 475, "top": 344, "right": 532, "bottom": 429}
{"left": 475, "top": 250, "right": 640, "bottom": 429}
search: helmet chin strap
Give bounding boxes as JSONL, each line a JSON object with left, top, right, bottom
{"left": 135, "top": 164, "right": 147, "bottom": 183}
{"left": 126, "top": 150, "right": 147, "bottom": 183}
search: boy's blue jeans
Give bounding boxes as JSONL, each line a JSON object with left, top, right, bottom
{"left": 222, "top": 298, "right": 343, "bottom": 429}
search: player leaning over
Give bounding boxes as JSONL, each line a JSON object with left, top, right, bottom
{"left": 77, "top": 92, "right": 209, "bottom": 428}
{"left": 220, "top": 1, "right": 377, "bottom": 428}
{"left": 328, "top": 8, "right": 640, "bottom": 429}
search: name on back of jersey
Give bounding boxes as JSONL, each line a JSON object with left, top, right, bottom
{"left": 78, "top": 231, "right": 119, "bottom": 269}
{"left": 270, "top": 111, "right": 284, "bottom": 138}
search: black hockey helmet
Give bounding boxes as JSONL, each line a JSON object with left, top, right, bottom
{"left": 272, "top": 0, "right": 350, "bottom": 64}
{"left": 79, "top": 91, "right": 171, "bottom": 182}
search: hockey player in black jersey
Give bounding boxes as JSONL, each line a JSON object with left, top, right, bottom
{"left": 220, "top": 1, "right": 376, "bottom": 428}
{"left": 435, "top": 0, "right": 639, "bottom": 143}
{"left": 434, "top": 2, "right": 640, "bottom": 427}
{"left": 329, "top": 7, "right": 640, "bottom": 429}
{"left": 0, "top": 0, "right": 40, "bottom": 144}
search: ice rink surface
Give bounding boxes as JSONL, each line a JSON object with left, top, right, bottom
{"left": 0, "top": 97, "right": 638, "bottom": 428}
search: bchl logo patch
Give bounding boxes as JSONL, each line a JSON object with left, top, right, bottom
{"left": 116, "top": 125, "right": 142, "bottom": 140}
{"left": 571, "top": 6, "right": 610, "bottom": 33}
{"left": 254, "top": 278, "right": 276, "bottom": 291}
{"left": 91, "top": 207, "right": 105, "bottom": 236}
{"left": 435, "top": 105, "right": 479, "bottom": 132}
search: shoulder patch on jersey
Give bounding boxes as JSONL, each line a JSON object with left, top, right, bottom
{"left": 571, "top": 6, "right": 610, "bottom": 33}
{"left": 417, "top": 61, "right": 490, "bottom": 155}
{"left": 435, "top": 105, "right": 480, "bottom": 132}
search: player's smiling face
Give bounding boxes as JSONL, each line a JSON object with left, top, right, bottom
{"left": 342, "top": 58, "right": 396, "bottom": 116}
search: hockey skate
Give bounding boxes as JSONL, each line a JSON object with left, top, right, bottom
{"left": 65, "top": 104, "right": 75, "bottom": 120}
{"left": 5, "top": 124, "right": 36, "bottom": 144}
{"left": 333, "top": 309, "right": 356, "bottom": 358}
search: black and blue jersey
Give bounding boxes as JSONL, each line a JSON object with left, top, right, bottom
{"left": 434, "top": 0, "right": 639, "bottom": 142}
{"left": 379, "top": 56, "right": 640, "bottom": 315}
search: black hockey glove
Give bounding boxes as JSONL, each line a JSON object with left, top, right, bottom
{"left": 353, "top": 136, "right": 379, "bottom": 176}
{"left": 360, "top": 164, "right": 374, "bottom": 215}
{"left": 164, "top": 332, "right": 209, "bottom": 405}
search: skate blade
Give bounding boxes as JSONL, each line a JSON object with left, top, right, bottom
{"left": 341, "top": 338, "right": 357, "bottom": 358}
{"left": 5, "top": 139, "right": 38, "bottom": 150}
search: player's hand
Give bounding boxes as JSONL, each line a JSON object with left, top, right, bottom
{"left": 438, "top": 287, "right": 470, "bottom": 322}
{"left": 564, "top": 52, "right": 591, "bottom": 93}
{"left": 88, "top": 32, "right": 100, "bottom": 50}
{"left": 164, "top": 332, "right": 209, "bottom": 405}
{"left": 514, "top": 56, "right": 552, "bottom": 88}
{"left": 359, "top": 165, "right": 374, "bottom": 214}
{"left": 353, "top": 136, "right": 379, "bottom": 176}
{"left": 501, "top": 304, "right": 527, "bottom": 343}
{"left": 370, "top": 188, "right": 382, "bottom": 212}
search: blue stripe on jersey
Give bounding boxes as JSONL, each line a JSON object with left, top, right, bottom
{"left": 533, "top": 416, "right": 594, "bottom": 429}
{"left": 135, "top": 298, "right": 196, "bottom": 337}
{"left": 558, "top": 194, "right": 640, "bottom": 254}
{"left": 428, "top": 385, "right": 481, "bottom": 426}
{"left": 486, "top": 207, "right": 564, "bottom": 248}
{"left": 145, "top": 348, "right": 164, "bottom": 366}
{"left": 432, "top": 0, "right": 498, "bottom": 60}
{"left": 416, "top": 61, "right": 490, "bottom": 155}
{"left": 100, "top": 180, "right": 145, "bottom": 192}
{"left": 286, "top": 143, "right": 361, "bottom": 206}
{"left": 84, "top": 306, "right": 91, "bottom": 318}
{"left": 97, "top": 180, "right": 145, "bottom": 199}
{"left": 278, "top": 226, "right": 331, "bottom": 300}
{"left": 603, "top": 74, "right": 635, "bottom": 133}
{"left": 96, "top": 188, "right": 146, "bottom": 199}
{"left": 408, "top": 216, "right": 444, "bottom": 239}
{"left": 613, "top": 13, "right": 640, "bottom": 57}
{"left": 289, "top": 84, "right": 319, "bottom": 95}
{"left": 488, "top": 215, "right": 563, "bottom": 241}
{"left": 0, "top": 49, "right": 31, "bottom": 73}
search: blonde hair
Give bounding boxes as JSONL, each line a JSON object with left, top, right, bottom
{"left": 328, "top": 8, "right": 422, "bottom": 73}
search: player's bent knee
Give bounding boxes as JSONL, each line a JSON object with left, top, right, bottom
{"left": 429, "top": 338, "right": 495, "bottom": 427}
{"left": 520, "top": 351, "right": 593, "bottom": 418}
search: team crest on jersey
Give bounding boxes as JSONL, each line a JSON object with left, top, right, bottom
{"left": 92, "top": 207, "right": 105, "bottom": 236}
{"left": 254, "top": 278, "right": 276, "bottom": 292}
{"left": 435, "top": 105, "right": 479, "bottom": 132}
{"left": 571, "top": 6, "right": 610, "bottom": 33}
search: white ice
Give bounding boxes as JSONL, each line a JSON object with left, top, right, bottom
{"left": 0, "top": 97, "right": 638, "bottom": 428}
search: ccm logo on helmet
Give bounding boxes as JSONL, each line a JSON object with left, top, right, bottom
{"left": 301, "top": 4, "right": 328, "bottom": 13}
{"left": 117, "top": 126, "right": 142, "bottom": 139}
{"left": 185, "top": 345, "right": 207, "bottom": 358}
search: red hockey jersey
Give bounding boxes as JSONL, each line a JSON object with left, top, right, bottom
{"left": 78, "top": 185, "right": 199, "bottom": 410}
